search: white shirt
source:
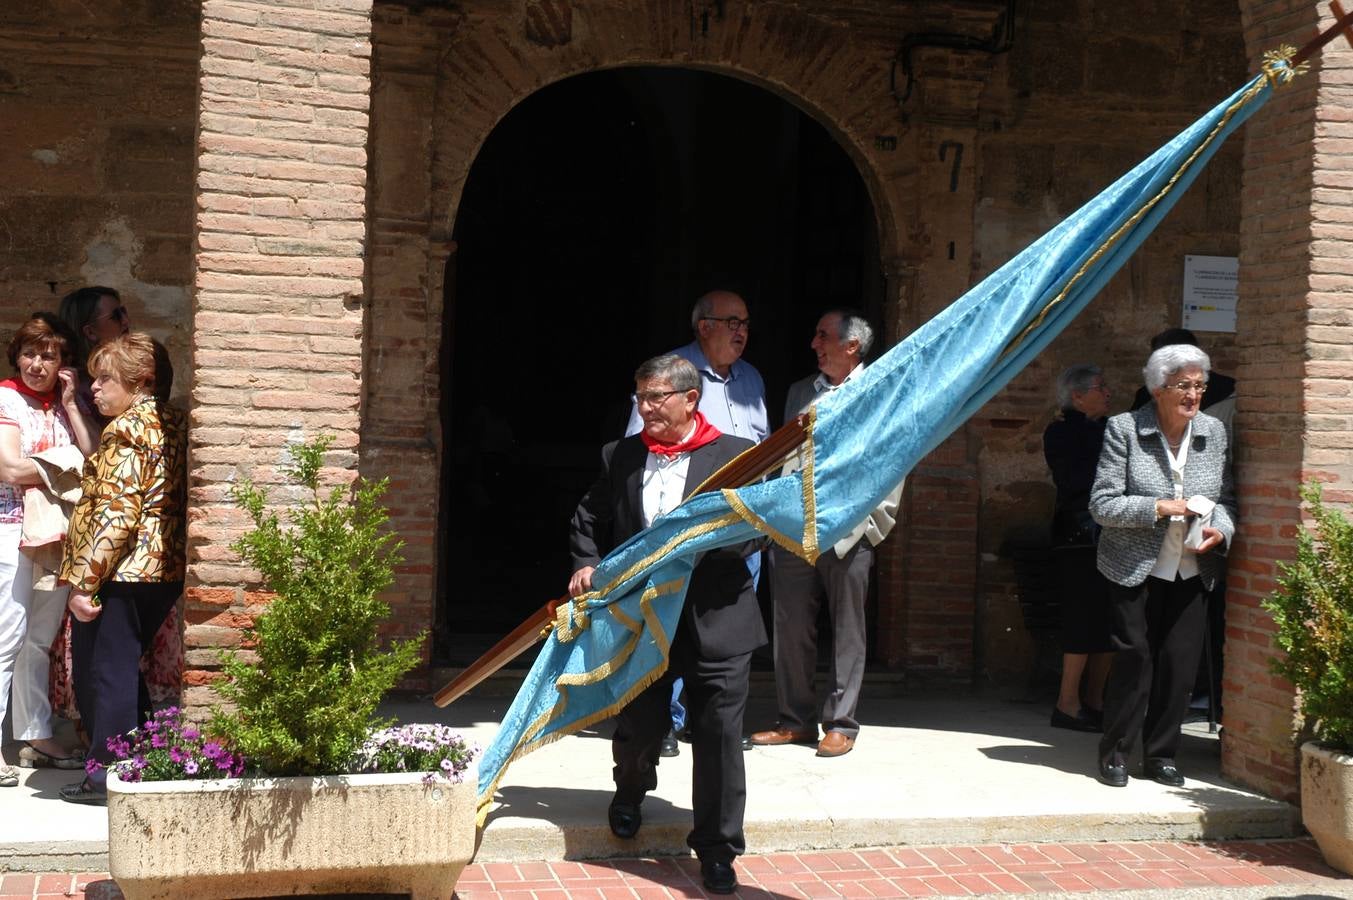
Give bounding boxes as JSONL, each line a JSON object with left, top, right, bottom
{"left": 1149, "top": 421, "right": 1199, "bottom": 582}
{"left": 781, "top": 364, "right": 864, "bottom": 477}
{"left": 624, "top": 341, "right": 768, "bottom": 443}
{"left": 640, "top": 421, "right": 696, "bottom": 529}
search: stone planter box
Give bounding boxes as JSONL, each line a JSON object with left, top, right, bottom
{"left": 107, "top": 766, "right": 477, "bottom": 900}
{"left": 1301, "top": 741, "right": 1353, "bottom": 876}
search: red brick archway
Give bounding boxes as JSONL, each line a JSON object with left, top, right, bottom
{"left": 361, "top": 1, "right": 1007, "bottom": 685}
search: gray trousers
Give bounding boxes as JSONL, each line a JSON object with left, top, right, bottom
{"left": 769, "top": 542, "right": 872, "bottom": 738}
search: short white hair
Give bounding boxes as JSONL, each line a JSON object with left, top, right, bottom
{"left": 1056, "top": 364, "right": 1102, "bottom": 410}
{"left": 1143, "top": 343, "right": 1210, "bottom": 391}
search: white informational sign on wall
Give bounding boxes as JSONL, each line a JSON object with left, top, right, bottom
{"left": 1181, "top": 255, "right": 1238, "bottom": 333}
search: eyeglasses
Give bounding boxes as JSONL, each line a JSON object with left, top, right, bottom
{"left": 1168, "top": 380, "right": 1207, "bottom": 396}
{"left": 634, "top": 389, "right": 685, "bottom": 408}
{"left": 700, "top": 316, "right": 750, "bottom": 332}
{"left": 95, "top": 306, "right": 129, "bottom": 324}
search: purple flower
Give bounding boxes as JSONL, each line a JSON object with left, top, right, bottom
{"left": 85, "top": 757, "right": 103, "bottom": 775}
{"left": 202, "top": 742, "right": 223, "bottom": 760}
{"left": 181, "top": 726, "right": 199, "bottom": 741}
{"left": 182, "top": 759, "right": 199, "bottom": 775}
{"left": 151, "top": 733, "right": 168, "bottom": 749}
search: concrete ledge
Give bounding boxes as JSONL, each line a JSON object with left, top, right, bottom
{"left": 1, "top": 693, "right": 1301, "bottom": 872}
{"left": 0, "top": 842, "right": 108, "bottom": 873}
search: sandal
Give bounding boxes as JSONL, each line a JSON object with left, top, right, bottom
{"left": 59, "top": 780, "right": 107, "bottom": 806}
{"left": 0, "top": 765, "right": 18, "bottom": 788}
{"left": 19, "top": 743, "right": 86, "bottom": 770}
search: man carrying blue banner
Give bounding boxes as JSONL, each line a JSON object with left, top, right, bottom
{"left": 569, "top": 354, "right": 765, "bottom": 895}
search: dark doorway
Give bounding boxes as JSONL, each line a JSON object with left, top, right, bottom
{"left": 436, "top": 67, "right": 884, "bottom": 663}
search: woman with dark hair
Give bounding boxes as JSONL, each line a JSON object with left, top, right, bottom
{"left": 1090, "top": 343, "right": 1236, "bottom": 788}
{"left": 1044, "top": 364, "right": 1114, "bottom": 733}
{"left": 0, "top": 315, "right": 98, "bottom": 786}
{"left": 58, "top": 332, "right": 187, "bottom": 805}
{"left": 50, "top": 289, "right": 182, "bottom": 729}
{"left": 57, "top": 287, "right": 128, "bottom": 374}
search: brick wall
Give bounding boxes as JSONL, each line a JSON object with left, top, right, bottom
{"left": 971, "top": 0, "right": 1249, "bottom": 681}
{"left": 1226, "top": 0, "right": 1332, "bottom": 802}
{"left": 0, "top": 3, "right": 197, "bottom": 392}
{"left": 184, "top": 0, "right": 376, "bottom": 705}
{"left": 0, "top": 0, "right": 1318, "bottom": 799}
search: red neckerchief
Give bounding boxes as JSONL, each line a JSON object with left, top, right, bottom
{"left": 640, "top": 412, "right": 722, "bottom": 459}
{"left": 0, "top": 377, "right": 56, "bottom": 411}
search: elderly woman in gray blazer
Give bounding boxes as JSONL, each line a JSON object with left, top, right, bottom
{"left": 1089, "top": 343, "right": 1236, "bottom": 788}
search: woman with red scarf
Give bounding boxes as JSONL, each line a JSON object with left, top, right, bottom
{"left": 0, "top": 314, "right": 97, "bottom": 786}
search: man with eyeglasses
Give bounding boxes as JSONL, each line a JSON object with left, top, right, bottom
{"left": 749, "top": 309, "right": 901, "bottom": 759}
{"left": 624, "top": 290, "right": 767, "bottom": 444}
{"left": 571, "top": 354, "right": 764, "bottom": 896}
{"left": 624, "top": 290, "right": 768, "bottom": 758}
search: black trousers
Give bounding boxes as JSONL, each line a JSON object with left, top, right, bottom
{"left": 71, "top": 581, "right": 181, "bottom": 790}
{"left": 612, "top": 638, "right": 752, "bottom": 864}
{"left": 1099, "top": 575, "right": 1206, "bottom": 763}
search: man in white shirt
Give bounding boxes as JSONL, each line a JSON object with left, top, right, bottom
{"left": 625, "top": 290, "right": 768, "bottom": 444}
{"left": 570, "top": 354, "right": 764, "bottom": 895}
{"left": 749, "top": 310, "right": 901, "bottom": 759}
{"left": 625, "top": 290, "right": 768, "bottom": 756}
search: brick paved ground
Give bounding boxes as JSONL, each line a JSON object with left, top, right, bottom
{"left": 2, "top": 839, "right": 1349, "bottom": 899}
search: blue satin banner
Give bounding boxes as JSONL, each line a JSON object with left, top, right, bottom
{"left": 476, "top": 63, "right": 1290, "bottom": 807}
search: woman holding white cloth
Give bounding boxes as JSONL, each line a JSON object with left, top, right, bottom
{"left": 1089, "top": 343, "right": 1236, "bottom": 788}
{"left": 0, "top": 314, "right": 97, "bottom": 785}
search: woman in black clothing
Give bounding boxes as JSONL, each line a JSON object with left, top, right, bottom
{"left": 1043, "top": 364, "right": 1114, "bottom": 732}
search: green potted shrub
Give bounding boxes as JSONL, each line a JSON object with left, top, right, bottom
{"left": 1263, "top": 481, "right": 1353, "bottom": 875}
{"left": 104, "top": 436, "right": 479, "bottom": 900}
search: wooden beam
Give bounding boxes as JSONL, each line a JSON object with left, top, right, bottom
{"left": 433, "top": 414, "right": 810, "bottom": 707}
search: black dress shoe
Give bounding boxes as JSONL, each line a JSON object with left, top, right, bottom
{"left": 1098, "top": 756, "right": 1128, "bottom": 787}
{"left": 1051, "top": 707, "right": 1101, "bottom": 733}
{"left": 660, "top": 730, "right": 679, "bottom": 758}
{"left": 700, "top": 858, "right": 738, "bottom": 895}
{"left": 607, "top": 801, "right": 641, "bottom": 839}
{"left": 1143, "top": 758, "right": 1185, "bottom": 786}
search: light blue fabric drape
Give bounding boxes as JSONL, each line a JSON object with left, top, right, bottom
{"left": 476, "top": 67, "right": 1284, "bottom": 806}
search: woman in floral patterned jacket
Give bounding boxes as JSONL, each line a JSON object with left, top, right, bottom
{"left": 58, "top": 332, "right": 186, "bottom": 805}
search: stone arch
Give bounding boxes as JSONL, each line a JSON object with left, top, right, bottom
{"left": 427, "top": 4, "right": 913, "bottom": 266}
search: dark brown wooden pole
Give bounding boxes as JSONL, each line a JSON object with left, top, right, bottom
{"left": 433, "top": 414, "right": 810, "bottom": 707}
{"left": 1291, "top": 1, "right": 1353, "bottom": 67}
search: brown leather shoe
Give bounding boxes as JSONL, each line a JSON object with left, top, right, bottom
{"left": 816, "top": 731, "right": 855, "bottom": 757}
{"left": 748, "top": 725, "right": 817, "bottom": 746}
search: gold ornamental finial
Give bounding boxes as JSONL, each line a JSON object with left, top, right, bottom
{"left": 1261, "top": 45, "right": 1309, "bottom": 86}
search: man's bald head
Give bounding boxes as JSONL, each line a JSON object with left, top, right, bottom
{"left": 690, "top": 290, "right": 749, "bottom": 377}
